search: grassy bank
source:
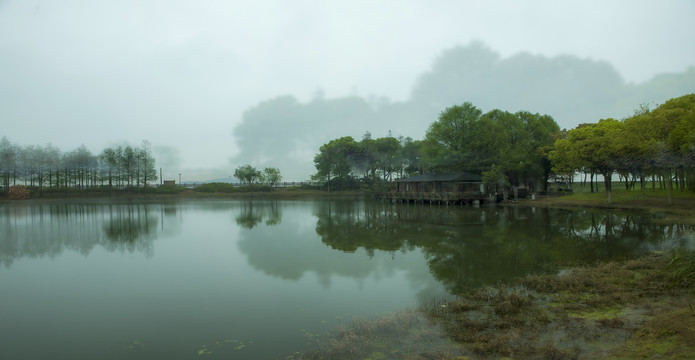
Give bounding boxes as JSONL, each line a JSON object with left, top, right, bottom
{"left": 293, "top": 249, "right": 695, "bottom": 359}
{"left": 515, "top": 186, "right": 695, "bottom": 225}
{"left": 0, "top": 185, "right": 365, "bottom": 202}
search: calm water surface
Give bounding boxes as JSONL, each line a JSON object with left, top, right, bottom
{"left": 0, "top": 199, "right": 691, "bottom": 359}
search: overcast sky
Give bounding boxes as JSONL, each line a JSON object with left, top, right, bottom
{"left": 1, "top": 0, "right": 694, "bottom": 181}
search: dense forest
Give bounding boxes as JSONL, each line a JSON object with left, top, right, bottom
{"left": 0, "top": 139, "right": 157, "bottom": 194}
{"left": 313, "top": 94, "right": 695, "bottom": 199}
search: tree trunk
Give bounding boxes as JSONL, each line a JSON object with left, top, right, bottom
{"left": 603, "top": 171, "right": 613, "bottom": 205}
{"left": 590, "top": 172, "right": 594, "bottom": 193}
{"left": 640, "top": 175, "right": 646, "bottom": 198}
{"left": 666, "top": 169, "right": 673, "bottom": 205}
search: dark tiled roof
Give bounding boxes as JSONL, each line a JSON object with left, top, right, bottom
{"left": 396, "top": 172, "right": 481, "bottom": 183}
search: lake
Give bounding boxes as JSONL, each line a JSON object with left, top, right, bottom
{"left": 0, "top": 199, "right": 692, "bottom": 359}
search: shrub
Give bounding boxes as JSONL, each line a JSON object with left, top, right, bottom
{"left": 194, "top": 183, "right": 238, "bottom": 193}
{"left": 194, "top": 183, "right": 271, "bottom": 193}
{"left": 150, "top": 185, "right": 186, "bottom": 194}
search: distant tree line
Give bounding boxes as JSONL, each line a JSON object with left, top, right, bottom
{"left": 312, "top": 102, "right": 561, "bottom": 191}
{"left": 0, "top": 138, "right": 157, "bottom": 193}
{"left": 549, "top": 93, "right": 695, "bottom": 204}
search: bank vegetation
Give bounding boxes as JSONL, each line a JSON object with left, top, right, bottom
{"left": 293, "top": 249, "right": 695, "bottom": 359}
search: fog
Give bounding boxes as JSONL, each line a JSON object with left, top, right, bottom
{"left": 1, "top": 1, "right": 694, "bottom": 181}
{"left": 233, "top": 42, "right": 695, "bottom": 179}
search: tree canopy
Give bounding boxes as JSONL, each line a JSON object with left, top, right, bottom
{"left": 312, "top": 102, "right": 561, "bottom": 191}
{"left": 548, "top": 93, "right": 695, "bottom": 203}
{"left": 422, "top": 103, "right": 560, "bottom": 190}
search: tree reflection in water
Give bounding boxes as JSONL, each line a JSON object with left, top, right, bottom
{"left": 314, "top": 201, "right": 692, "bottom": 293}
{"left": 102, "top": 204, "right": 158, "bottom": 256}
{"left": 235, "top": 201, "right": 282, "bottom": 229}
{"left": 0, "top": 202, "right": 181, "bottom": 267}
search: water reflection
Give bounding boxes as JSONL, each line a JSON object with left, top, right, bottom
{"left": 102, "top": 204, "right": 159, "bottom": 255}
{"left": 0, "top": 202, "right": 182, "bottom": 267}
{"left": 2, "top": 199, "right": 691, "bottom": 295}
{"left": 1, "top": 199, "right": 692, "bottom": 360}
{"left": 313, "top": 201, "right": 692, "bottom": 293}
{"left": 235, "top": 200, "right": 447, "bottom": 306}
{"left": 235, "top": 201, "right": 282, "bottom": 228}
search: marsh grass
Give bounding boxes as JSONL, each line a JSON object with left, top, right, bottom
{"left": 292, "top": 250, "right": 695, "bottom": 359}
{"left": 665, "top": 248, "right": 695, "bottom": 288}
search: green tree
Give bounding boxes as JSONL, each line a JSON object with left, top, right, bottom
{"left": 100, "top": 147, "right": 119, "bottom": 188}
{"left": 481, "top": 164, "right": 509, "bottom": 195}
{"left": 0, "top": 137, "right": 18, "bottom": 191}
{"left": 138, "top": 140, "right": 157, "bottom": 188}
{"left": 120, "top": 146, "right": 136, "bottom": 186}
{"left": 372, "top": 136, "right": 400, "bottom": 181}
{"left": 426, "top": 102, "right": 482, "bottom": 152}
{"left": 423, "top": 103, "right": 559, "bottom": 191}
{"left": 551, "top": 119, "right": 623, "bottom": 204}
{"left": 398, "top": 137, "right": 424, "bottom": 177}
{"left": 263, "top": 167, "right": 282, "bottom": 188}
{"left": 548, "top": 137, "right": 576, "bottom": 181}
{"left": 424, "top": 102, "right": 484, "bottom": 172}
{"left": 235, "top": 164, "right": 261, "bottom": 185}
{"left": 313, "top": 136, "right": 360, "bottom": 190}
{"left": 43, "top": 143, "right": 62, "bottom": 189}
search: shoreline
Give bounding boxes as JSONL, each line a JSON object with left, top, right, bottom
{"left": 0, "top": 188, "right": 366, "bottom": 203}
{"left": 4, "top": 187, "right": 694, "bottom": 223}
{"left": 294, "top": 250, "right": 695, "bottom": 359}
{"left": 508, "top": 193, "right": 695, "bottom": 225}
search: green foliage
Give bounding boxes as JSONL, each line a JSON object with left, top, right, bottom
{"left": 422, "top": 103, "right": 559, "bottom": 189}
{"left": 234, "top": 164, "right": 262, "bottom": 185}
{"left": 665, "top": 248, "right": 695, "bottom": 288}
{"left": 312, "top": 101, "right": 560, "bottom": 191}
{"left": 262, "top": 167, "right": 282, "bottom": 188}
{"left": 194, "top": 183, "right": 238, "bottom": 193}
{"left": 149, "top": 185, "right": 186, "bottom": 194}
{"left": 481, "top": 164, "right": 508, "bottom": 187}
{"left": 194, "top": 182, "right": 271, "bottom": 193}
{"left": 549, "top": 93, "right": 695, "bottom": 199}
{"left": 313, "top": 136, "right": 361, "bottom": 189}
{"left": 426, "top": 102, "right": 483, "bottom": 153}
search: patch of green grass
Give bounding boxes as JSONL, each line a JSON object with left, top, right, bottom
{"left": 566, "top": 306, "right": 622, "bottom": 320}
{"left": 564, "top": 184, "right": 695, "bottom": 202}
{"left": 148, "top": 185, "right": 186, "bottom": 194}
{"left": 193, "top": 183, "right": 271, "bottom": 193}
{"left": 605, "top": 308, "right": 695, "bottom": 359}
